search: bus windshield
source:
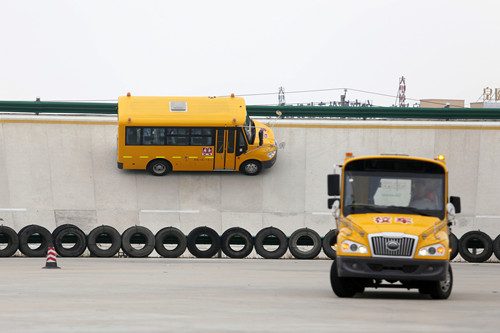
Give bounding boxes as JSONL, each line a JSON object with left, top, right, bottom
{"left": 243, "top": 115, "right": 256, "bottom": 144}
{"left": 343, "top": 171, "right": 445, "bottom": 219}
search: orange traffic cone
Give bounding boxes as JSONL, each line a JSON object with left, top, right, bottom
{"left": 43, "top": 245, "right": 60, "bottom": 269}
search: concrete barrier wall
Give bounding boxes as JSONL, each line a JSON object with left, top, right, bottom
{"left": 1, "top": 115, "right": 499, "bottom": 240}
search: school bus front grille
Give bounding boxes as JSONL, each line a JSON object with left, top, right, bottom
{"left": 370, "top": 235, "right": 417, "bottom": 257}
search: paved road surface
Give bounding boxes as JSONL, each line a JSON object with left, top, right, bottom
{"left": 0, "top": 258, "right": 499, "bottom": 332}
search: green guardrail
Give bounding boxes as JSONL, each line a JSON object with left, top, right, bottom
{"left": 0, "top": 101, "right": 117, "bottom": 114}
{"left": 1, "top": 100, "right": 500, "bottom": 120}
{"left": 247, "top": 105, "right": 500, "bottom": 120}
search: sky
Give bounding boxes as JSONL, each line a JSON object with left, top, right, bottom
{"left": 1, "top": 0, "right": 499, "bottom": 107}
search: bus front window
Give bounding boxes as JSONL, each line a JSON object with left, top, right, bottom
{"left": 244, "top": 115, "right": 256, "bottom": 144}
{"left": 343, "top": 171, "right": 445, "bottom": 219}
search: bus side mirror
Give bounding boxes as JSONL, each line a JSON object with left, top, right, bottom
{"left": 449, "top": 196, "right": 461, "bottom": 214}
{"left": 258, "top": 129, "right": 264, "bottom": 146}
{"left": 327, "top": 174, "right": 340, "bottom": 196}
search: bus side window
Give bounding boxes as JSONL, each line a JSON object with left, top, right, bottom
{"left": 227, "top": 129, "right": 235, "bottom": 153}
{"left": 126, "top": 127, "right": 141, "bottom": 145}
{"left": 143, "top": 128, "right": 153, "bottom": 145}
{"left": 166, "top": 127, "right": 188, "bottom": 145}
{"left": 217, "top": 129, "right": 224, "bottom": 153}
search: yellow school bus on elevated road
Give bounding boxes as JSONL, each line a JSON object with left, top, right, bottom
{"left": 117, "top": 95, "right": 277, "bottom": 176}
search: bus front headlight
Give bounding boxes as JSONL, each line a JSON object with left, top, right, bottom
{"left": 267, "top": 150, "right": 276, "bottom": 159}
{"left": 418, "top": 244, "right": 446, "bottom": 257}
{"left": 341, "top": 240, "right": 368, "bottom": 254}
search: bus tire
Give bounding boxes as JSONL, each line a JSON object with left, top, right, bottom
{"left": 53, "top": 225, "right": 87, "bottom": 257}
{"left": 155, "top": 227, "right": 187, "bottom": 258}
{"left": 322, "top": 229, "right": 338, "bottom": 259}
{"left": 0, "top": 225, "right": 19, "bottom": 257}
{"left": 458, "top": 231, "right": 493, "bottom": 263}
{"left": 254, "top": 227, "right": 288, "bottom": 259}
{"left": 187, "top": 226, "right": 220, "bottom": 258}
{"left": 147, "top": 159, "right": 172, "bottom": 176}
{"left": 87, "top": 225, "right": 122, "bottom": 257}
{"left": 493, "top": 234, "right": 500, "bottom": 261}
{"left": 18, "top": 225, "right": 53, "bottom": 257}
{"left": 421, "top": 264, "right": 453, "bottom": 300}
{"left": 220, "top": 227, "right": 254, "bottom": 259}
{"left": 289, "top": 228, "right": 322, "bottom": 259}
{"left": 240, "top": 160, "right": 262, "bottom": 176}
{"left": 449, "top": 233, "right": 459, "bottom": 260}
{"left": 330, "top": 260, "right": 357, "bottom": 297}
{"left": 121, "top": 226, "right": 155, "bottom": 258}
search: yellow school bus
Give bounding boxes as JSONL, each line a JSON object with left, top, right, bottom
{"left": 117, "top": 95, "right": 277, "bottom": 175}
{"left": 327, "top": 153, "right": 461, "bottom": 299}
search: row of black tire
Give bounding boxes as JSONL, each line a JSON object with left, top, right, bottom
{"left": 1, "top": 224, "right": 500, "bottom": 262}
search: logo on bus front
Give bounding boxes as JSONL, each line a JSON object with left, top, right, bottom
{"left": 202, "top": 147, "right": 213, "bottom": 156}
{"left": 374, "top": 216, "right": 392, "bottom": 224}
{"left": 396, "top": 217, "right": 413, "bottom": 224}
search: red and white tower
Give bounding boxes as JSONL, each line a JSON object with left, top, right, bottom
{"left": 397, "top": 76, "right": 406, "bottom": 107}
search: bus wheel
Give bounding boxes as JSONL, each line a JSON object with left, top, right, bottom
{"left": 240, "top": 160, "right": 261, "bottom": 176}
{"left": 147, "top": 159, "right": 172, "bottom": 176}
{"left": 330, "top": 260, "right": 357, "bottom": 297}
{"left": 428, "top": 265, "right": 453, "bottom": 299}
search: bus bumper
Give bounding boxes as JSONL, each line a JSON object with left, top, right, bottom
{"left": 262, "top": 151, "right": 277, "bottom": 169}
{"left": 337, "top": 256, "right": 448, "bottom": 281}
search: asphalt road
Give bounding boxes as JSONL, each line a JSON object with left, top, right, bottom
{"left": 0, "top": 258, "right": 499, "bottom": 332}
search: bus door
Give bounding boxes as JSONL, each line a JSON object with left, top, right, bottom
{"left": 214, "top": 129, "right": 236, "bottom": 170}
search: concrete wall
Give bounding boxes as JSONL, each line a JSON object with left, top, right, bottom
{"left": 1, "top": 115, "right": 499, "bottom": 240}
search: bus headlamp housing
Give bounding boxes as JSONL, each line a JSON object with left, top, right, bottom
{"left": 418, "top": 244, "right": 446, "bottom": 257}
{"left": 341, "top": 240, "right": 368, "bottom": 254}
{"left": 267, "top": 150, "right": 276, "bottom": 159}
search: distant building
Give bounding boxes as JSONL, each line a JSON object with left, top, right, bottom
{"left": 420, "top": 99, "right": 464, "bottom": 108}
{"left": 470, "top": 102, "right": 500, "bottom": 108}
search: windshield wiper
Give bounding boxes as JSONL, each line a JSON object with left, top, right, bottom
{"left": 386, "top": 206, "right": 433, "bottom": 217}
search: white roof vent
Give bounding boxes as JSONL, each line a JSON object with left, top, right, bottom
{"left": 169, "top": 101, "right": 187, "bottom": 112}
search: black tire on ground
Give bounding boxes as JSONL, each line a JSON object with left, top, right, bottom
{"left": 121, "top": 226, "right": 155, "bottom": 258}
{"left": 187, "top": 226, "right": 221, "bottom": 258}
{"left": 288, "top": 228, "right": 322, "bottom": 259}
{"left": 220, "top": 227, "right": 254, "bottom": 259}
{"left": 449, "top": 233, "right": 459, "bottom": 260}
{"left": 18, "top": 225, "right": 53, "bottom": 257}
{"left": 458, "top": 230, "right": 493, "bottom": 263}
{"left": 147, "top": 159, "right": 172, "bottom": 176}
{"left": 493, "top": 234, "right": 500, "bottom": 261}
{"left": 155, "top": 227, "right": 187, "bottom": 258}
{"left": 87, "top": 225, "right": 122, "bottom": 257}
{"left": 52, "top": 224, "right": 78, "bottom": 239}
{"left": 0, "top": 225, "right": 19, "bottom": 257}
{"left": 254, "top": 227, "right": 288, "bottom": 259}
{"left": 240, "top": 160, "right": 262, "bottom": 176}
{"left": 53, "top": 225, "right": 87, "bottom": 257}
{"left": 330, "top": 260, "right": 358, "bottom": 298}
{"left": 420, "top": 264, "right": 453, "bottom": 300}
{"left": 322, "top": 229, "right": 338, "bottom": 259}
